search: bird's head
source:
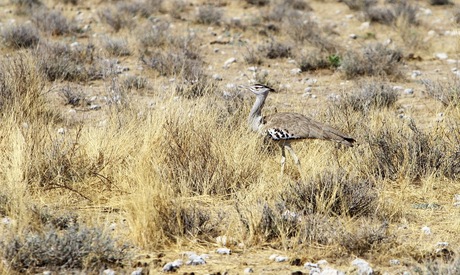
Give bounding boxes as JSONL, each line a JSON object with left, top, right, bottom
{"left": 239, "top": 84, "right": 274, "bottom": 96}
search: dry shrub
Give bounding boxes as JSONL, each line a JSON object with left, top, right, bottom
{"left": 160, "top": 116, "right": 258, "bottom": 196}
{"left": 429, "top": 0, "right": 451, "bottom": 5}
{"left": 364, "top": 6, "right": 395, "bottom": 25}
{"left": 340, "top": 43, "right": 403, "bottom": 79}
{"left": 282, "top": 170, "right": 378, "bottom": 217}
{"left": 2, "top": 224, "right": 129, "bottom": 272}
{"left": 422, "top": 78, "right": 460, "bottom": 106}
{"left": 98, "top": 7, "right": 131, "bottom": 32}
{"left": 138, "top": 21, "right": 170, "bottom": 50}
{"left": 298, "top": 50, "right": 333, "bottom": 72}
{"left": 339, "top": 219, "right": 390, "bottom": 256}
{"left": 338, "top": 81, "right": 399, "bottom": 114}
{"left": 342, "top": 0, "right": 377, "bottom": 11}
{"left": 34, "top": 42, "right": 107, "bottom": 82}
{"left": 259, "top": 40, "right": 291, "bottom": 59}
{"left": 244, "top": 46, "right": 263, "bottom": 65}
{"left": 101, "top": 36, "right": 131, "bottom": 57}
{"left": 32, "top": 9, "right": 70, "bottom": 35}
{"left": 286, "top": 14, "right": 339, "bottom": 53}
{"left": 245, "top": 0, "right": 270, "bottom": 6}
{"left": 196, "top": 5, "right": 223, "bottom": 25}
{"left": 10, "top": 0, "right": 42, "bottom": 14}
{"left": 1, "top": 24, "right": 40, "bottom": 49}
{"left": 0, "top": 52, "right": 50, "bottom": 122}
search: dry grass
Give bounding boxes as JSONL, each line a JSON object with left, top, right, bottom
{"left": 0, "top": 0, "right": 459, "bottom": 273}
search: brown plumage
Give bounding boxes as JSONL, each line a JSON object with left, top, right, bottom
{"left": 242, "top": 83, "right": 356, "bottom": 175}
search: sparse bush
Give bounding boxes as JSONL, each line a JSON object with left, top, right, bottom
{"left": 339, "top": 220, "right": 390, "bottom": 256}
{"left": 260, "top": 40, "right": 291, "bottom": 59}
{"left": 117, "top": 0, "right": 163, "bottom": 17}
{"left": 422, "top": 78, "right": 460, "bottom": 106}
{"left": 339, "top": 81, "right": 399, "bottom": 113}
{"left": 98, "top": 7, "right": 130, "bottom": 32}
{"left": 2, "top": 225, "right": 129, "bottom": 272}
{"left": 364, "top": 6, "right": 395, "bottom": 25}
{"left": 102, "top": 37, "right": 130, "bottom": 56}
{"left": 122, "top": 75, "right": 148, "bottom": 90}
{"left": 32, "top": 9, "right": 70, "bottom": 35}
{"left": 282, "top": 170, "right": 378, "bottom": 217}
{"left": 244, "top": 46, "right": 263, "bottom": 65}
{"left": 343, "top": 0, "right": 377, "bottom": 10}
{"left": 60, "top": 85, "right": 86, "bottom": 107}
{"left": 10, "top": 0, "right": 42, "bottom": 14}
{"left": 298, "top": 51, "right": 332, "bottom": 72}
{"left": 34, "top": 42, "right": 105, "bottom": 82}
{"left": 340, "top": 43, "right": 403, "bottom": 79}
{"left": 168, "top": 0, "right": 187, "bottom": 19}
{"left": 0, "top": 52, "right": 48, "bottom": 121}
{"left": 454, "top": 8, "right": 460, "bottom": 24}
{"left": 394, "top": 1, "right": 418, "bottom": 25}
{"left": 196, "top": 5, "right": 222, "bottom": 25}
{"left": 138, "top": 21, "right": 170, "bottom": 50}
{"left": 1, "top": 24, "right": 40, "bottom": 49}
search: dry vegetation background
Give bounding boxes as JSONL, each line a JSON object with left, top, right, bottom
{"left": 0, "top": 0, "right": 460, "bottom": 274}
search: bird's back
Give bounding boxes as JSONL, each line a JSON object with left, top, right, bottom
{"left": 262, "top": 112, "right": 356, "bottom": 146}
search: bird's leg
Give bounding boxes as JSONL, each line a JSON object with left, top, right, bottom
{"left": 279, "top": 143, "right": 286, "bottom": 176}
{"left": 285, "top": 144, "right": 302, "bottom": 175}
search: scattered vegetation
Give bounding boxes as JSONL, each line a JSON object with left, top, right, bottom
{"left": 196, "top": 5, "right": 223, "bottom": 25}
{"left": 32, "top": 9, "right": 70, "bottom": 35}
{"left": 1, "top": 24, "right": 40, "bottom": 49}
{"left": 260, "top": 40, "right": 291, "bottom": 59}
{"left": 422, "top": 78, "right": 460, "bottom": 106}
{"left": 340, "top": 43, "right": 403, "bottom": 79}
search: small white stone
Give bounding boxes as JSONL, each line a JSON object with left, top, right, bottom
{"left": 304, "top": 262, "right": 319, "bottom": 269}
{"left": 212, "top": 74, "right": 223, "bottom": 81}
{"left": 360, "top": 22, "right": 370, "bottom": 30}
{"left": 274, "top": 256, "right": 288, "bottom": 262}
{"left": 248, "top": 66, "right": 258, "bottom": 72}
{"left": 393, "top": 86, "right": 403, "bottom": 91}
{"left": 216, "top": 248, "right": 231, "bottom": 255}
{"left": 305, "top": 78, "right": 318, "bottom": 86}
{"left": 244, "top": 267, "right": 254, "bottom": 273}
{"left": 436, "top": 242, "right": 449, "bottom": 248}
{"left": 224, "top": 57, "right": 237, "bottom": 68}
{"left": 427, "top": 30, "right": 436, "bottom": 36}
{"left": 349, "top": 34, "right": 357, "bottom": 39}
{"left": 411, "top": 70, "right": 422, "bottom": 78}
{"left": 435, "top": 53, "right": 448, "bottom": 60}
{"left": 269, "top": 254, "right": 278, "bottom": 260}
{"left": 404, "top": 88, "right": 414, "bottom": 95}
{"left": 43, "top": 271, "right": 52, "bottom": 275}
{"left": 131, "top": 268, "right": 143, "bottom": 275}
{"left": 57, "top": 128, "right": 66, "bottom": 135}
{"left": 291, "top": 68, "right": 302, "bottom": 75}
{"left": 351, "top": 258, "right": 373, "bottom": 275}
{"left": 103, "top": 269, "right": 116, "bottom": 275}
{"left": 422, "top": 226, "right": 431, "bottom": 235}
{"left": 345, "top": 14, "right": 354, "bottom": 19}
{"left": 68, "top": 109, "right": 77, "bottom": 115}
{"left": 317, "top": 259, "right": 329, "bottom": 266}
{"left": 311, "top": 94, "right": 317, "bottom": 99}
{"left": 389, "top": 259, "right": 400, "bottom": 266}
{"left": 89, "top": 104, "right": 101, "bottom": 110}
{"left": 214, "top": 48, "right": 219, "bottom": 53}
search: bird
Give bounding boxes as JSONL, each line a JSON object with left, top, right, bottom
{"left": 241, "top": 83, "right": 356, "bottom": 175}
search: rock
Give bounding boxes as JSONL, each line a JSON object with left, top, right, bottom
{"left": 57, "top": 128, "right": 66, "bottom": 135}
{"left": 436, "top": 242, "right": 449, "bottom": 248}
{"left": 269, "top": 254, "right": 279, "bottom": 261}
{"left": 216, "top": 248, "right": 231, "bottom": 255}
{"left": 162, "top": 260, "right": 183, "bottom": 272}
{"left": 275, "top": 256, "right": 289, "bottom": 262}
{"left": 411, "top": 70, "right": 422, "bottom": 78}
{"left": 351, "top": 258, "right": 373, "bottom": 275}
{"left": 103, "top": 269, "right": 116, "bottom": 275}
{"left": 186, "top": 253, "right": 206, "bottom": 265}
{"left": 248, "top": 66, "right": 258, "bottom": 72}
{"left": 131, "top": 268, "right": 143, "bottom": 275}
{"left": 224, "top": 57, "right": 237, "bottom": 68}
{"left": 349, "top": 34, "right": 357, "bottom": 39}
{"left": 244, "top": 267, "right": 254, "bottom": 273}
{"left": 305, "top": 78, "right": 318, "bottom": 86}
{"left": 389, "top": 259, "right": 400, "bottom": 266}
{"left": 421, "top": 226, "right": 431, "bottom": 235}
{"left": 393, "top": 86, "right": 403, "bottom": 91}
{"left": 212, "top": 74, "right": 223, "bottom": 81}
{"left": 291, "top": 68, "right": 302, "bottom": 75}
{"left": 454, "top": 194, "right": 460, "bottom": 207}
{"left": 360, "top": 22, "right": 370, "bottom": 30}
{"left": 403, "top": 88, "right": 414, "bottom": 95}
{"left": 89, "top": 104, "right": 101, "bottom": 110}
{"left": 435, "top": 53, "right": 448, "bottom": 60}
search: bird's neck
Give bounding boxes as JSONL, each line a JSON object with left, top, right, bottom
{"left": 248, "top": 94, "right": 266, "bottom": 132}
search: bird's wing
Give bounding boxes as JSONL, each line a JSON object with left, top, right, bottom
{"left": 262, "top": 112, "right": 356, "bottom": 146}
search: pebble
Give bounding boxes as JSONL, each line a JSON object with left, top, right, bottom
{"left": 411, "top": 70, "right": 422, "bottom": 78}
{"left": 248, "top": 66, "right": 258, "bottom": 72}
{"left": 269, "top": 254, "right": 279, "bottom": 261}
{"left": 349, "top": 34, "right": 357, "bottom": 39}
{"left": 389, "top": 259, "right": 400, "bottom": 266}
{"left": 305, "top": 78, "right": 318, "bottom": 86}
{"left": 103, "top": 269, "right": 116, "bottom": 275}
{"left": 212, "top": 74, "right": 223, "bottom": 81}
{"left": 89, "top": 104, "right": 101, "bottom": 110}
{"left": 57, "top": 128, "right": 66, "bottom": 135}
{"left": 224, "top": 57, "right": 237, "bottom": 68}
{"left": 162, "top": 260, "right": 183, "bottom": 272}
{"left": 351, "top": 258, "right": 373, "bottom": 275}
{"left": 244, "top": 267, "right": 254, "bottom": 273}
{"left": 435, "top": 53, "right": 448, "bottom": 60}
{"left": 216, "top": 248, "right": 231, "bottom": 255}
{"left": 393, "top": 86, "right": 403, "bottom": 91}
{"left": 454, "top": 194, "right": 460, "bottom": 207}
{"left": 186, "top": 253, "right": 206, "bottom": 265}
{"left": 360, "top": 22, "right": 370, "bottom": 30}
{"left": 131, "top": 268, "right": 143, "bottom": 275}
{"left": 403, "top": 88, "right": 414, "bottom": 95}
{"left": 291, "top": 68, "right": 302, "bottom": 75}
{"left": 274, "top": 255, "right": 289, "bottom": 262}
{"left": 421, "top": 226, "right": 431, "bottom": 235}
